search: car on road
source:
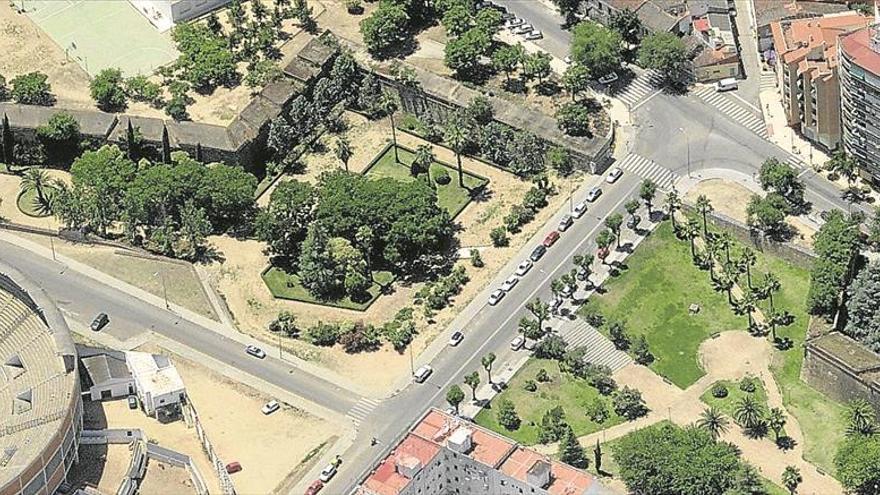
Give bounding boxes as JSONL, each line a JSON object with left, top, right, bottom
{"left": 529, "top": 245, "right": 547, "bottom": 262}
{"left": 543, "top": 231, "right": 560, "bottom": 247}
{"left": 500, "top": 276, "right": 519, "bottom": 292}
{"left": 510, "top": 336, "right": 525, "bottom": 351}
{"left": 586, "top": 187, "right": 602, "bottom": 202}
{"left": 572, "top": 201, "right": 588, "bottom": 218}
{"left": 560, "top": 285, "right": 575, "bottom": 298}
{"left": 515, "top": 260, "right": 533, "bottom": 276}
{"left": 305, "top": 480, "right": 324, "bottom": 495}
{"left": 715, "top": 77, "right": 738, "bottom": 92}
{"left": 525, "top": 30, "right": 543, "bottom": 40}
{"left": 513, "top": 24, "right": 533, "bottom": 35}
{"left": 414, "top": 365, "right": 433, "bottom": 383}
{"left": 506, "top": 17, "right": 524, "bottom": 29}
{"left": 598, "top": 72, "right": 619, "bottom": 85}
{"left": 319, "top": 464, "right": 337, "bottom": 482}
{"left": 226, "top": 462, "right": 242, "bottom": 474}
{"left": 491, "top": 380, "right": 508, "bottom": 393}
{"left": 90, "top": 313, "right": 109, "bottom": 332}
{"left": 127, "top": 395, "right": 138, "bottom": 410}
{"left": 606, "top": 167, "right": 624, "bottom": 183}
{"left": 448, "top": 331, "right": 464, "bottom": 347}
{"left": 558, "top": 214, "right": 573, "bottom": 232}
{"left": 245, "top": 345, "right": 266, "bottom": 359}
{"left": 488, "top": 289, "right": 506, "bottom": 306}
{"left": 262, "top": 400, "right": 280, "bottom": 415}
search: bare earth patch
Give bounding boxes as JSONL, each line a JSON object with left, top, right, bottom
{"left": 0, "top": 170, "right": 69, "bottom": 229}
{"left": 139, "top": 461, "right": 196, "bottom": 495}
{"left": 66, "top": 444, "right": 131, "bottom": 494}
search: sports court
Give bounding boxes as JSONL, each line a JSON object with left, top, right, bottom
{"left": 24, "top": 0, "right": 178, "bottom": 77}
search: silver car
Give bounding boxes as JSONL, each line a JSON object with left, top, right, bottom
{"left": 488, "top": 289, "right": 506, "bottom": 306}
{"left": 515, "top": 260, "right": 533, "bottom": 276}
{"left": 586, "top": 187, "right": 602, "bottom": 202}
{"left": 525, "top": 30, "right": 543, "bottom": 40}
{"left": 572, "top": 201, "right": 588, "bottom": 218}
{"left": 501, "top": 275, "right": 519, "bottom": 292}
{"left": 506, "top": 17, "right": 524, "bottom": 29}
{"left": 558, "top": 214, "right": 573, "bottom": 232}
{"left": 513, "top": 24, "right": 533, "bottom": 35}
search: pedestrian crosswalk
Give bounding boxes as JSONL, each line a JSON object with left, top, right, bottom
{"left": 346, "top": 397, "right": 380, "bottom": 427}
{"left": 557, "top": 320, "right": 632, "bottom": 371}
{"left": 693, "top": 85, "right": 768, "bottom": 138}
{"left": 784, "top": 154, "right": 807, "bottom": 171}
{"left": 613, "top": 70, "right": 664, "bottom": 108}
{"left": 615, "top": 153, "right": 678, "bottom": 191}
{"left": 760, "top": 71, "right": 776, "bottom": 91}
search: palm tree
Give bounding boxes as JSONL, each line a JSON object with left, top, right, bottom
{"left": 379, "top": 92, "right": 400, "bottom": 163}
{"left": 845, "top": 399, "right": 878, "bottom": 437}
{"left": 734, "top": 289, "right": 759, "bottom": 330}
{"left": 696, "top": 194, "right": 713, "bottom": 237}
{"left": 639, "top": 179, "right": 657, "bottom": 218}
{"left": 760, "top": 272, "right": 781, "bottom": 312}
{"left": 767, "top": 407, "right": 787, "bottom": 442}
{"left": 739, "top": 247, "right": 757, "bottom": 288}
{"left": 665, "top": 187, "right": 681, "bottom": 229}
{"left": 697, "top": 407, "right": 729, "bottom": 439}
{"left": 482, "top": 353, "right": 496, "bottom": 384}
{"left": 334, "top": 137, "right": 353, "bottom": 172}
{"left": 685, "top": 217, "right": 700, "bottom": 258}
{"left": 767, "top": 308, "right": 790, "bottom": 342}
{"left": 20, "top": 168, "right": 52, "bottom": 208}
{"left": 413, "top": 144, "right": 435, "bottom": 183}
{"left": 733, "top": 395, "right": 764, "bottom": 430}
{"left": 444, "top": 121, "right": 468, "bottom": 188}
{"left": 717, "top": 231, "right": 734, "bottom": 264}
{"left": 782, "top": 466, "right": 802, "bottom": 495}
{"left": 713, "top": 271, "right": 735, "bottom": 304}
{"left": 827, "top": 150, "right": 858, "bottom": 188}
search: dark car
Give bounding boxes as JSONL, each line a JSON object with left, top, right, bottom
{"left": 491, "top": 381, "right": 508, "bottom": 393}
{"left": 90, "top": 313, "right": 109, "bottom": 332}
{"left": 127, "top": 396, "right": 138, "bottom": 410}
{"left": 529, "top": 245, "right": 547, "bottom": 262}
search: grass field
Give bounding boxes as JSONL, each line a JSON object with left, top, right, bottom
{"left": 262, "top": 267, "right": 394, "bottom": 311}
{"left": 16, "top": 187, "right": 57, "bottom": 218}
{"left": 700, "top": 379, "right": 772, "bottom": 424}
{"left": 579, "top": 222, "right": 746, "bottom": 388}
{"left": 474, "top": 358, "right": 624, "bottom": 445}
{"left": 365, "top": 146, "right": 488, "bottom": 218}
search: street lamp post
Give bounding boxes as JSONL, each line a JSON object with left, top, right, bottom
{"left": 154, "top": 271, "right": 169, "bottom": 310}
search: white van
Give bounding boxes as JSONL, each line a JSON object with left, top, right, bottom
{"left": 413, "top": 365, "right": 433, "bottom": 383}
{"left": 715, "top": 78, "right": 738, "bottom": 92}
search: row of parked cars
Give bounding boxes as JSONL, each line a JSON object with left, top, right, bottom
{"left": 477, "top": 1, "right": 544, "bottom": 40}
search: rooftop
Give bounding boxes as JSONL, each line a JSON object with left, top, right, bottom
{"left": 125, "top": 351, "right": 185, "bottom": 397}
{"left": 361, "top": 434, "right": 441, "bottom": 495}
{"left": 840, "top": 24, "right": 880, "bottom": 76}
{"left": 771, "top": 12, "right": 871, "bottom": 78}
{"left": 810, "top": 332, "right": 880, "bottom": 372}
{"left": 755, "top": 0, "right": 851, "bottom": 29}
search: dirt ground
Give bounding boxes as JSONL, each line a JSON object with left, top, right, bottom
{"left": 167, "top": 350, "right": 337, "bottom": 495}
{"left": 67, "top": 444, "right": 131, "bottom": 494}
{"left": 685, "top": 178, "right": 816, "bottom": 249}
{"left": 139, "top": 461, "right": 196, "bottom": 495}
{"left": 0, "top": 170, "right": 69, "bottom": 229}
{"left": 207, "top": 112, "right": 583, "bottom": 395}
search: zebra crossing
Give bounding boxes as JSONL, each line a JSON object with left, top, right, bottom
{"left": 615, "top": 153, "right": 678, "bottom": 191}
{"left": 346, "top": 397, "right": 380, "bottom": 428}
{"left": 557, "top": 320, "right": 632, "bottom": 371}
{"left": 693, "top": 85, "right": 769, "bottom": 138}
{"left": 760, "top": 71, "right": 776, "bottom": 91}
{"left": 613, "top": 70, "right": 664, "bottom": 109}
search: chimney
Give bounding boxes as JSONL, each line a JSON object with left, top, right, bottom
{"left": 526, "top": 459, "right": 552, "bottom": 489}
{"left": 447, "top": 428, "right": 473, "bottom": 454}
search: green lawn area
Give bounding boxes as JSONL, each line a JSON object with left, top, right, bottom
{"left": 364, "top": 145, "right": 488, "bottom": 218}
{"left": 699, "top": 378, "right": 787, "bottom": 438}
{"left": 16, "top": 187, "right": 58, "bottom": 218}
{"left": 262, "top": 267, "right": 393, "bottom": 311}
{"left": 579, "top": 222, "right": 746, "bottom": 388}
{"left": 474, "top": 358, "right": 624, "bottom": 445}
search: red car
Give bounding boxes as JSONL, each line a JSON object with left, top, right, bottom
{"left": 225, "top": 462, "right": 242, "bottom": 474}
{"left": 305, "top": 480, "right": 324, "bottom": 495}
{"left": 543, "top": 231, "right": 560, "bottom": 247}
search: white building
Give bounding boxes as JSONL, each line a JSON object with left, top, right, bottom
{"left": 79, "top": 348, "right": 135, "bottom": 401}
{"left": 125, "top": 351, "right": 186, "bottom": 418}
{"left": 129, "top": 0, "right": 233, "bottom": 32}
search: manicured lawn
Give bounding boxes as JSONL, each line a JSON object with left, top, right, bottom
{"left": 262, "top": 267, "right": 393, "bottom": 311}
{"left": 699, "top": 378, "right": 787, "bottom": 438}
{"left": 579, "top": 222, "right": 746, "bottom": 388}
{"left": 364, "top": 145, "right": 488, "bottom": 218}
{"left": 474, "top": 358, "right": 624, "bottom": 445}
{"left": 16, "top": 187, "right": 58, "bottom": 217}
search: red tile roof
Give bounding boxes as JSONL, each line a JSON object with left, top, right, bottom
{"left": 694, "top": 17, "right": 711, "bottom": 32}
{"left": 841, "top": 26, "right": 880, "bottom": 77}
{"left": 361, "top": 434, "right": 441, "bottom": 495}
{"left": 499, "top": 448, "right": 597, "bottom": 495}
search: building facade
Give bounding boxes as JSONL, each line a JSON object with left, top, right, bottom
{"left": 839, "top": 23, "right": 880, "bottom": 181}
{"left": 129, "top": 0, "right": 233, "bottom": 31}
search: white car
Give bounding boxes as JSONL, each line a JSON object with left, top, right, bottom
{"left": 488, "top": 289, "right": 506, "bottom": 306}
{"left": 510, "top": 336, "right": 525, "bottom": 351}
{"left": 558, "top": 214, "right": 573, "bottom": 232}
{"left": 515, "top": 260, "right": 533, "bottom": 277}
{"left": 572, "top": 201, "right": 588, "bottom": 218}
{"left": 414, "top": 365, "right": 433, "bottom": 383}
{"left": 598, "top": 72, "right": 619, "bottom": 85}
{"left": 500, "top": 276, "right": 519, "bottom": 292}
{"left": 319, "top": 464, "right": 337, "bottom": 482}
{"left": 560, "top": 285, "right": 575, "bottom": 298}
{"left": 586, "top": 187, "right": 602, "bottom": 202}
{"left": 448, "top": 331, "right": 464, "bottom": 347}
{"left": 525, "top": 30, "right": 543, "bottom": 40}
{"left": 606, "top": 167, "right": 623, "bottom": 183}
{"left": 261, "top": 400, "right": 280, "bottom": 415}
{"left": 513, "top": 24, "right": 533, "bottom": 35}
{"left": 245, "top": 345, "right": 266, "bottom": 359}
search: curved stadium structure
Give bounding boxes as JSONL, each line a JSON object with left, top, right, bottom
{"left": 0, "top": 262, "right": 81, "bottom": 495}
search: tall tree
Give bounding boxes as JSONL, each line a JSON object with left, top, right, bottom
{"left": 696, "top": 194, "right": 713, "bottom": 237}
{"left": 558, "top": 425, "right": 588, "bottom": 468}
{"left": 446, "top": 385, "right": 465, "bottom": 415}
{"left": 570, "top": 21, "right": 623, "bottom": 79}
{"left": 491, "top": 43, "right": 525, "bottom": 88}
{"left": 379, "top": 92, "right": 400, "bottom": 162}
{"left": 562, "top": 63, "right": 591, "bottom": 101}
{"left": 733, "top": 395, "right": 764, "bottom": 431}
{"left": 665, "top": 187, "right": 681, "bottom": 229}
{"left": 496, "top": 398, "right": 521, "bottom": 430}
{"left": 444, "top": 115, "right": 469, "bottom": 188}
{"left": 639, "top": 179, "right": 657, "bottom": 217}
{"left": 126, "top": 120, "right": 136, "bottom": 161}
{"left": 593, "top": 439, "right": 603, "bottom": 475}
{"left": 760, "top": 271, "right": 781, "bottom": 311}
{"left": 638, "top": 32, "right": 689, "bottom": 83}
{"left": 464, "top": 371, "right": 481, "bottom": 401}
{"left": 609, "top": 8, "right": 643, "bottom": 46}
{"left": 161, "top": 125, "right": 171, "bottom": 164}
{"left": 605, "top": 213, "right": 624, "bottom": 247}
{"left": 844, "top": 398, "right": 878, "bottom": 437}
{"left": 551, "top": 0, "right": 581, "bottom": 26}
{"left": 843, "top": 260, "right": 880, "bottom": 353}
{"left": 759, "top": 157, "right": 805, "bottom": 210}
{"left": 481, "top": 352, "right": 496, "bottom": 384}
{"left": 835, "top": 434, "right": 880, "bottom": 494}
{"left": 360, "top": 0, "right": 410, "bottom": 56}
{"left": 767, "top": 407, "right": 787, "bottom": 442}
{"left": 738, "top": 247, "right": 757, "bottom": 288}
{"left": 526, "top": 298, "right": 550, "bottom": 332}
{"left": 334, "top": 137, "right": 353, "bottom": 172}
{"left": 178, "top": 200, "right": 212, "bottom": 260}
{"left": 1, "top": 113, "right": 13, "bottom": 164}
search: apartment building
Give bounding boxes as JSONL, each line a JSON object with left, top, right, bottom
{"left": 771, "top": 13, "right": 872, "bottom": 150}
{"left": 840, "top": 23, "right": 880, "bottom": 181}
{"left": 357, "top": 409, "right": 612, "bottom": 495}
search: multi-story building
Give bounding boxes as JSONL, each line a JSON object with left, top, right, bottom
{"left": 771, "top": 13, "right": 872, "bottom": 150}
{"left": 839, "top": 22, "right": 880, "bottom": 181}
{"left": 358, "top": 409, "right": 613, "bottom": 495}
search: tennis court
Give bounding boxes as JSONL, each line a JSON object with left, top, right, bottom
{"left": 24, "top": 0, "right": 178, "bottom": 77}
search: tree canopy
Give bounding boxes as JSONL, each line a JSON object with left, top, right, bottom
{"left": 844, "top": 260, "right": 880, "bottom": 352}
{"left": 807, "top": 210, "right": 862, "bottom": 316}
{"left": 171, "top": 23, "right": 238, "bottom": 90}
{"left": 360, "top": 1, "right": 410, "bottom": 57}
{"left": 835, "top": 434, "right": 880, "bottom": 495}
{"left": 638, "top": 32, "right": 688, "bottom": 82}
{"left": 570, "top": 21, "right": 623, "bottom": 79}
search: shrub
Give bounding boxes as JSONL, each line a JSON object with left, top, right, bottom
{"left": 90, "top": 68, "right": 127, "bottom": 111}
{"left": 11, "top": 72, "right": 53, "bottom": 106}
{"left": 556, "top": 102, "right": 592, "bottom": 136}
{"left": 306, "top": 322, "right": 340, "bottom": 346}
{"left": 268, "top": 310, "right": 299, "bottom": 337}
{"left": 523, "top": 379, "right": 537, "bottom": 392}
{"left": 0, "top": 74, "right": 7, "bottom": 101}
{"left": 383, "top": 307, "right": 417, "bottom": 351}
{"left": 536, "top": 368, "right": 550, "bottom": 383}
{"left": 711, "top": 383, "right": 729, "bottom": 398}
{"left": 613, "top": 386, "right": 648, "bottom": 420}
{"left": 339, "top": 321, "right": 381, "bottom": 353}
{"left": 36, "top": 112, "right": 80, "bottom": 166}
{"left": 470, "top": 248, "right": 484, "bottom": 268}
{"left": 581, "top": 308, "right": 605, "bottom": 327}
{"left": 739, "top": 376, "right": 757, "bottom": 393}
{"left": 585, "top": 397, "right": 610, "bottom": 423}
{"left": 435, "top": 169, "right": 451, "bottom": 185}
{"left": 125, "top": 76, "right": 163, "bottom": 106}
{"left": 490, "top": 226, "right": 509, "bottom": 247}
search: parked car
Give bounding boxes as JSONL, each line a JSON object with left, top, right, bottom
{"left": 448, "top": 331, "right": 464, "bottom": 347}
{"left": 543, "top": 231, "right": 560, "bottom": 247}
{"left": 510, "top": 336, "right": 525, "bottom": 351}
{"left": 572, "top": 201, "right": 588, "bottom": 218}
{"left": 513, "top": 24, "right": 533, "bottom": 35}
{"left": 245, "top": 345, "right": 266, "bottom": 359}
{"left": 606, "top": 167, "right": 624, "bottom": 183}
{"left": 598, "top": 72, "right": 619, "bottom": 85}
{"left": 515, "top": 260, "right": 533, "bottom": 276}
{"left": 491, "top": 380, "right": 508, "bottom": 393}
{"left": 550, "top": 297, "right": 564, "bottom": 314}
{"left": 90, "top": 313, "right": 109, "bottom": 332}
{"left": 127, "top": 395, "right": 138, "bottom": 410}
{"left": 262, "top": 400, "right": 280, "bottom": 415}
{"left": 558, "top": 214, "right": 573, "bottom": 232}
{"left": 525, "top": 30, "right": 543, "bottom": 40}
{"left": 529, "top": 245, "right": 547, "bottom": 262}
{"left": 414, "top": 365, "right": 434, "bottom": 383}
{"left": 586, "top": 187, "right": 602, "bottom": 202}
{"left": 319, "top": 464, "right": 337, "bottom": 482}
{"left": 500, "top": 275, "right": 519, "bottom": 292}
{"left": 488, "top": 289, "right": 506, "bottom": 306}
{"left": 506, "top": 17, "right": 524, "bottom": 29}
{"left": 560, "top": 285, "right": 575, "bottom": 298}
{"left": 226, "top": 462, "right": 242, "bottom": 474}
{"left": 305, "top": 480, "right": 324, "bottom": 495}
{"left": 576, "top": 266, "right": 589, "bottom": 281}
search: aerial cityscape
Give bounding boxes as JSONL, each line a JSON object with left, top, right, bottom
{"left": 0, "top": 0, "right": 879, "bottom": 494}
